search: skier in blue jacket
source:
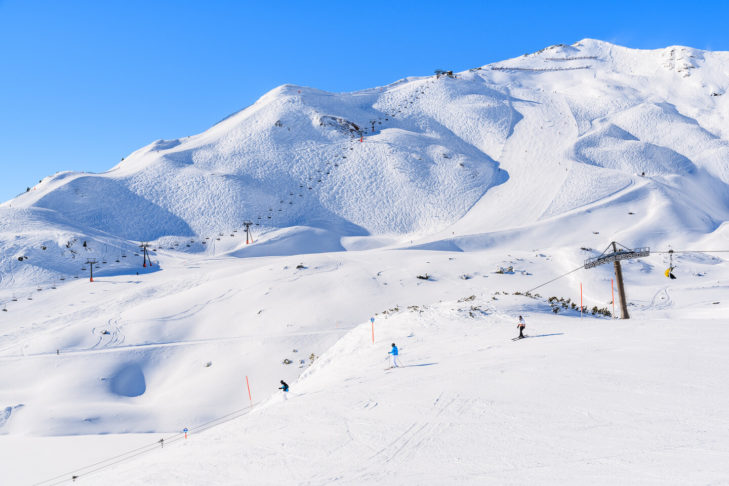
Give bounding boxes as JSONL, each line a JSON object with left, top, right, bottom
{"left": 388, "top": 343, "right": 400, "bottom": 368}
{"left": 279, "top": 380, "right": 289, "bottom": 400}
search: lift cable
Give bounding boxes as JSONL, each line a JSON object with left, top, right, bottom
{"left": 525, "top": 265, "right": 584, "bottom": 294}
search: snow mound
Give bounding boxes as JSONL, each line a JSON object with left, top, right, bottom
{"left": 109, "top": 363, "right": 147, "bottom": 398}
{"left": 574, "top": 121, "right": 696, "bottom": 175}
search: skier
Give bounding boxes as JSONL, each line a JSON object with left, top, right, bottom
{"left": 516, "top": 315, "right": 526, "bottom": 339}
{"left": 279, "top": 380, "right": 289, "bottom": 400}
{"left": 388, "top": 343, "right": 400, "bottom": 368}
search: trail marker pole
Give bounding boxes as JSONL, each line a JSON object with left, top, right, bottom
{"left": 611, "top": 279, "right": 615, "bottom": 318}
{"left": 370, "top": 317, "right": 375, "bottom": 344}
{"left": 245, "top": 376, "right": 252, "bottom": 406}
{"left": 580, "top": 282, "right": 583, "bottom": 318}
{"left": 184, "top": 427, "right": 188, "bottom": 439}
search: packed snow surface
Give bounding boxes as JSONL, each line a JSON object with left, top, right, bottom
{"left": 1, "top": 39, "right": 729, "bottom": 484}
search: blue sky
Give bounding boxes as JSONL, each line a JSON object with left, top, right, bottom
{"left": 1, "top": 0, "right": 727, "bottom": 203}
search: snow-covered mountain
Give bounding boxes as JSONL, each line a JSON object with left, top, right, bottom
{"left": 2, "top": 39, "right": 729, "bottom": 485}
{"left": 3, "top": 38, "right": 729, "bottom": 287}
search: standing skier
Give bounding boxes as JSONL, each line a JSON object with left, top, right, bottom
{"left": 279, "top": 380, "right": 289, "bottom": 400}
{"left": 516, "top": 315, "right": 526, "bottom": 339}
{"left": 388, "top": 343, "right": 401, "bottom": 368}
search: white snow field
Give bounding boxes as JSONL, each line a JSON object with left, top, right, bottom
{"left": 1, "top": 39, "right": 729, "bottom": 484}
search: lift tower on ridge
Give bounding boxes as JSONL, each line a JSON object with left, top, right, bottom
{"left": 243, "top": 221, "right": 254, "bottom": 245}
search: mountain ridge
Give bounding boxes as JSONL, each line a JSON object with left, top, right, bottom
{"left": 2, "top": 39, "right": 728, "bottom": 286}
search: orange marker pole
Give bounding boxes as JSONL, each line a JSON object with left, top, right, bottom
{"left": 370, "top": 317, "right": 375, "bottom": 344}
{"left": 580, "top": 283, "right": 583, "bottom": 318}
{"left": 245, "top": 375, "right": 252, "bottom": 406}
{"left": 611, "top": 279, "right": 615, "bottom": 318}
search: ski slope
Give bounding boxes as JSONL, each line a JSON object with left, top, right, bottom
{"left": 95, "top": 301, "right": 729, "bottom": 485}
{"left": 2, "top": 241, "right": 729, "bottom": 484}
{"left": 1, "top": 39, "right": 729, "bottom": 484}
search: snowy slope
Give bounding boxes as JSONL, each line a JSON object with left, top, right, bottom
{"left": 2, "top": 240, "right": 729, "bottom": 484}
{"left": 2, "top": 39, "right": 729, "bottom": 485}
{"left": 8, "top": 276, "right": 729, "bottom": 485}
{"left": 2, "top": 39, "right": 729, "bottom": 287}
{"left": 94, "top": 301, "right": 729, "bottom": 486}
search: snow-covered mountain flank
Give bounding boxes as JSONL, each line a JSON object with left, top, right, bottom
{"left": 2, "top": 38, "right": 729, "bottom": 285}
{"left": 2, "top": 39, "right": 729, "bottom": 485}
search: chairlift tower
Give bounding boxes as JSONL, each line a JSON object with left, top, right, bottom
{"left": 140, "top": 242, "right": 151, "bottom": 268}
{"left": 584, "top": 242, "right": 649, "bottom": 319}
{"left": 85, "top": 259, "right": 98, "bottom": 282}
{"left": 243, "top": 221, "right": 254, "bottom": 244}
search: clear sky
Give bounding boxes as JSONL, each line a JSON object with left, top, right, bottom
{"left": 1, "top": 0, "right": 728, "bottom": 203}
